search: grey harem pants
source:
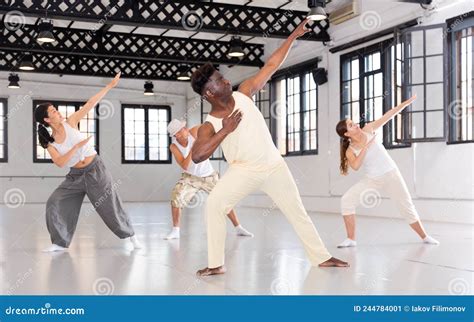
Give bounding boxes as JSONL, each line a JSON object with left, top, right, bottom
{"left": 45, "top": 155, "right": 135, "bottom": 247}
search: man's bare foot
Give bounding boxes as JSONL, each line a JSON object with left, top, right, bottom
{"left": 196, "top": 266, "right": 226, "bottom": 276}
{"left": 319, "top": 257, "right": 349, "bottom": 267}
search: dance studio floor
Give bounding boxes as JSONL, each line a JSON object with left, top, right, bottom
{"left": 1, "top": 202, "right": 472, "bottom": 295}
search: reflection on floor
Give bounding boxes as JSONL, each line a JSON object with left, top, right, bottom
{"left": 1, "top": 202, "right": 472, "bottom": 295}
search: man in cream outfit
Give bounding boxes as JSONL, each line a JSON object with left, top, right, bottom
{"left": 190, "top": 19, "right": 349, "bottom": 276}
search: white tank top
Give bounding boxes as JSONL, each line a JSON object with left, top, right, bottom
{"left": 50, "top": 120, "right": 97, "bottom": 168}
{"left": 205, "top": 91, "right": 283, "bottom": 170}
{"left": 350, "top": 131, "right": 397, "bottom": 178}
{"left": 172, "top": 134, "right": 215, "bottom": 177}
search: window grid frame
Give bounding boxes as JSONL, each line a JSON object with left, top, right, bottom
{"left": 121, "top": 104, "right": 172, "bottom": 164}
{"left": 385, "top": 37, "right": 412, "bottom": 149}
{"left": 447, "top": 15, "right": 474, "bottom": 144}
{"left": 340, "top": 39, "right": 413, "bottom": 150}
{"left": 0, "top": 98, "right": 7, "bottom": 163}
{"left": 284, "top": 71, "right": 319, "bottom": 157}
{"left": 400, "top": 24, "right": 447, "bottom": 143}
{"left": 253, "top": 82, "right": 273, "bottom": 139}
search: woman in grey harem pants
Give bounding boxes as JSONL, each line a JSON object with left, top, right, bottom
{"left": 35, "top": 72, "right": 142, "bottom": 252}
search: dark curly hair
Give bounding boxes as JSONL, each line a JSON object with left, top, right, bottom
{"left": 191, "top": 63, "right": 216, "bottom": 96}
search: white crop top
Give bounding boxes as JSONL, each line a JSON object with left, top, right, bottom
{"left": 172, "top": 134, "right": 215, "bottom": 177}
{"left": 349, "top": 131, "right": 397, "bottom": 178}
{"left": 50, "top": 120, "right": 97, "bottom": 168}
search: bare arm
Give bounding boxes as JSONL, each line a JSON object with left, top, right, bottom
{"left": 67, "top": 72, "right": 121, "bottom": 127}
{"left": 46, "top": 136, "right": 92, "bottom": 168}
{"left": 364, "top": 95, "right": 416, "bottom": 133}
{"left": 238, "top": 19, "right": 310, "bottom": 98}
{"left": 191, "top": 123, "right": 228, "bottom": 164}
{"left": 189, "top": 125, "right": 200, "bottom": 139}
{"left": 170, "top": 144, "right": 193, "bottom": 171}
{"left": 192, "top": 110, "right": 243, "bottom": 163}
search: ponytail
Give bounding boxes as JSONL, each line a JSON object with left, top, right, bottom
{"left": 34, "top": 102, "right": 55, "bottom": 149}
{"left": 339, "top": 137, "right": 350, "bottom": 175}
{"left": 37, "top": 123, "right": 54, "bottom": 149}
{"left": 335, "top": 119, "right": 350, "bottom": 175}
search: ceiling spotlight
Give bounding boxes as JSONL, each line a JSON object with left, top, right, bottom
{"left": 228, "top": 36, "right": 245, "bottom": 58}
{"left": 307, "top": 0, "right": 327, "bottom": 21}
{"left": 19, "top": 53, "right": 35, "bottom": 71}
{"left": 176, "top": 66, "right": 191, "bottom": 81}
{"left": 144, "top": 81, "right": 154, "bottom": 96}
{"left": 8, "top": 73, "right": 20, "bottom": 89}
{"left": 37, "top": 19, "right": 55, "bottom": 43}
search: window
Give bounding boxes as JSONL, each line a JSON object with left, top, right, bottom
{"left": 341, "top": 42, "right": 388, "bottom": 144}
{"left": 33, "top": 100, "right": 99, "bottom": 163}
{"left": 201, "top": 99, "right": 224, "bottom": 160}
{"left": 0, "top": 98, "right": 7, "bottom": 162}
{"left": 400, "top": 24, "right": 446, "bottom": 142}
{"left": 341, "top": 38, "right": 426, "bottom": 148}
{"left": 386, "top": 39, "right": 411, "bottom": 148}
{"left": 447, "top": 13, "right": 473, "bottom": 144}
{"left": 122, "top": 104, "right": 171, "bottom": 163}
{"left": 253, "top": 83, "right": 273, "bottom": 135}
{"left": 272, "top": 60, "right": 319, "bottom": 156}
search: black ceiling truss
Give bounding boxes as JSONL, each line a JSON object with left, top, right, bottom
{"left": 0, "top": 23, "right": 264, "bottom": 67}
{"left": 0, "top": 0, "right": 331, "bottom": 81}
{"left": 0, "top": 0, "right": 330, "bottom": 41}
{"left": 0, "top": 50, "right": 207, "bottom": 81}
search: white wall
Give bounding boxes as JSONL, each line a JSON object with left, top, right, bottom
{"left": 0, "top": 73, "right": 188, "bottom": 203}
{"left": 185, "top": 0, "right": 474, "bottom": 224}
{"left": 1, "top": 1, "right": 472, "bottom": 224}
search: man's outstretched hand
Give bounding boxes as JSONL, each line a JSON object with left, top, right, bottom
{"left": 290, "top": 18, "right": 311, "bottom": 40}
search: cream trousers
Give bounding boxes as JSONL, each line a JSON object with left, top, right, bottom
{"left": 341, "top": 169, "right": 420, "bottom": 224}
{"left": 205, "top": 161, "right": 332, "bottom": 268}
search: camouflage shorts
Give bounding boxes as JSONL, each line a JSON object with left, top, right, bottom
{"left": 170, "top": 172, "right": 219, "bottom": 208}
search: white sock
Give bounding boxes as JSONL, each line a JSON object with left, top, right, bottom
{"left": 43, "top": 244, "right": 67, "bottom": 252}
{"left": 235, "top": 225, "right": 254, "bottom": 237}
{"left": 423, "top": 235, "right": 440, "bottom": 245}
{"left": 164, "top": 227, "right": 180, "bottom": 240}
{"left": 129, "top": 235, "right": 143, "bottom": 249}
{"left": 337, "top": 238, "right": 357, "bottom": 248}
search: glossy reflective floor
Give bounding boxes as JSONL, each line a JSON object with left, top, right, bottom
{"left": 1, "top": 202, "right": 472, "bottom": 295}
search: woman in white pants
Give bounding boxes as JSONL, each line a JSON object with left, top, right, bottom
{"left": 335, "top": 95, "right": 439, "bottom": 248}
